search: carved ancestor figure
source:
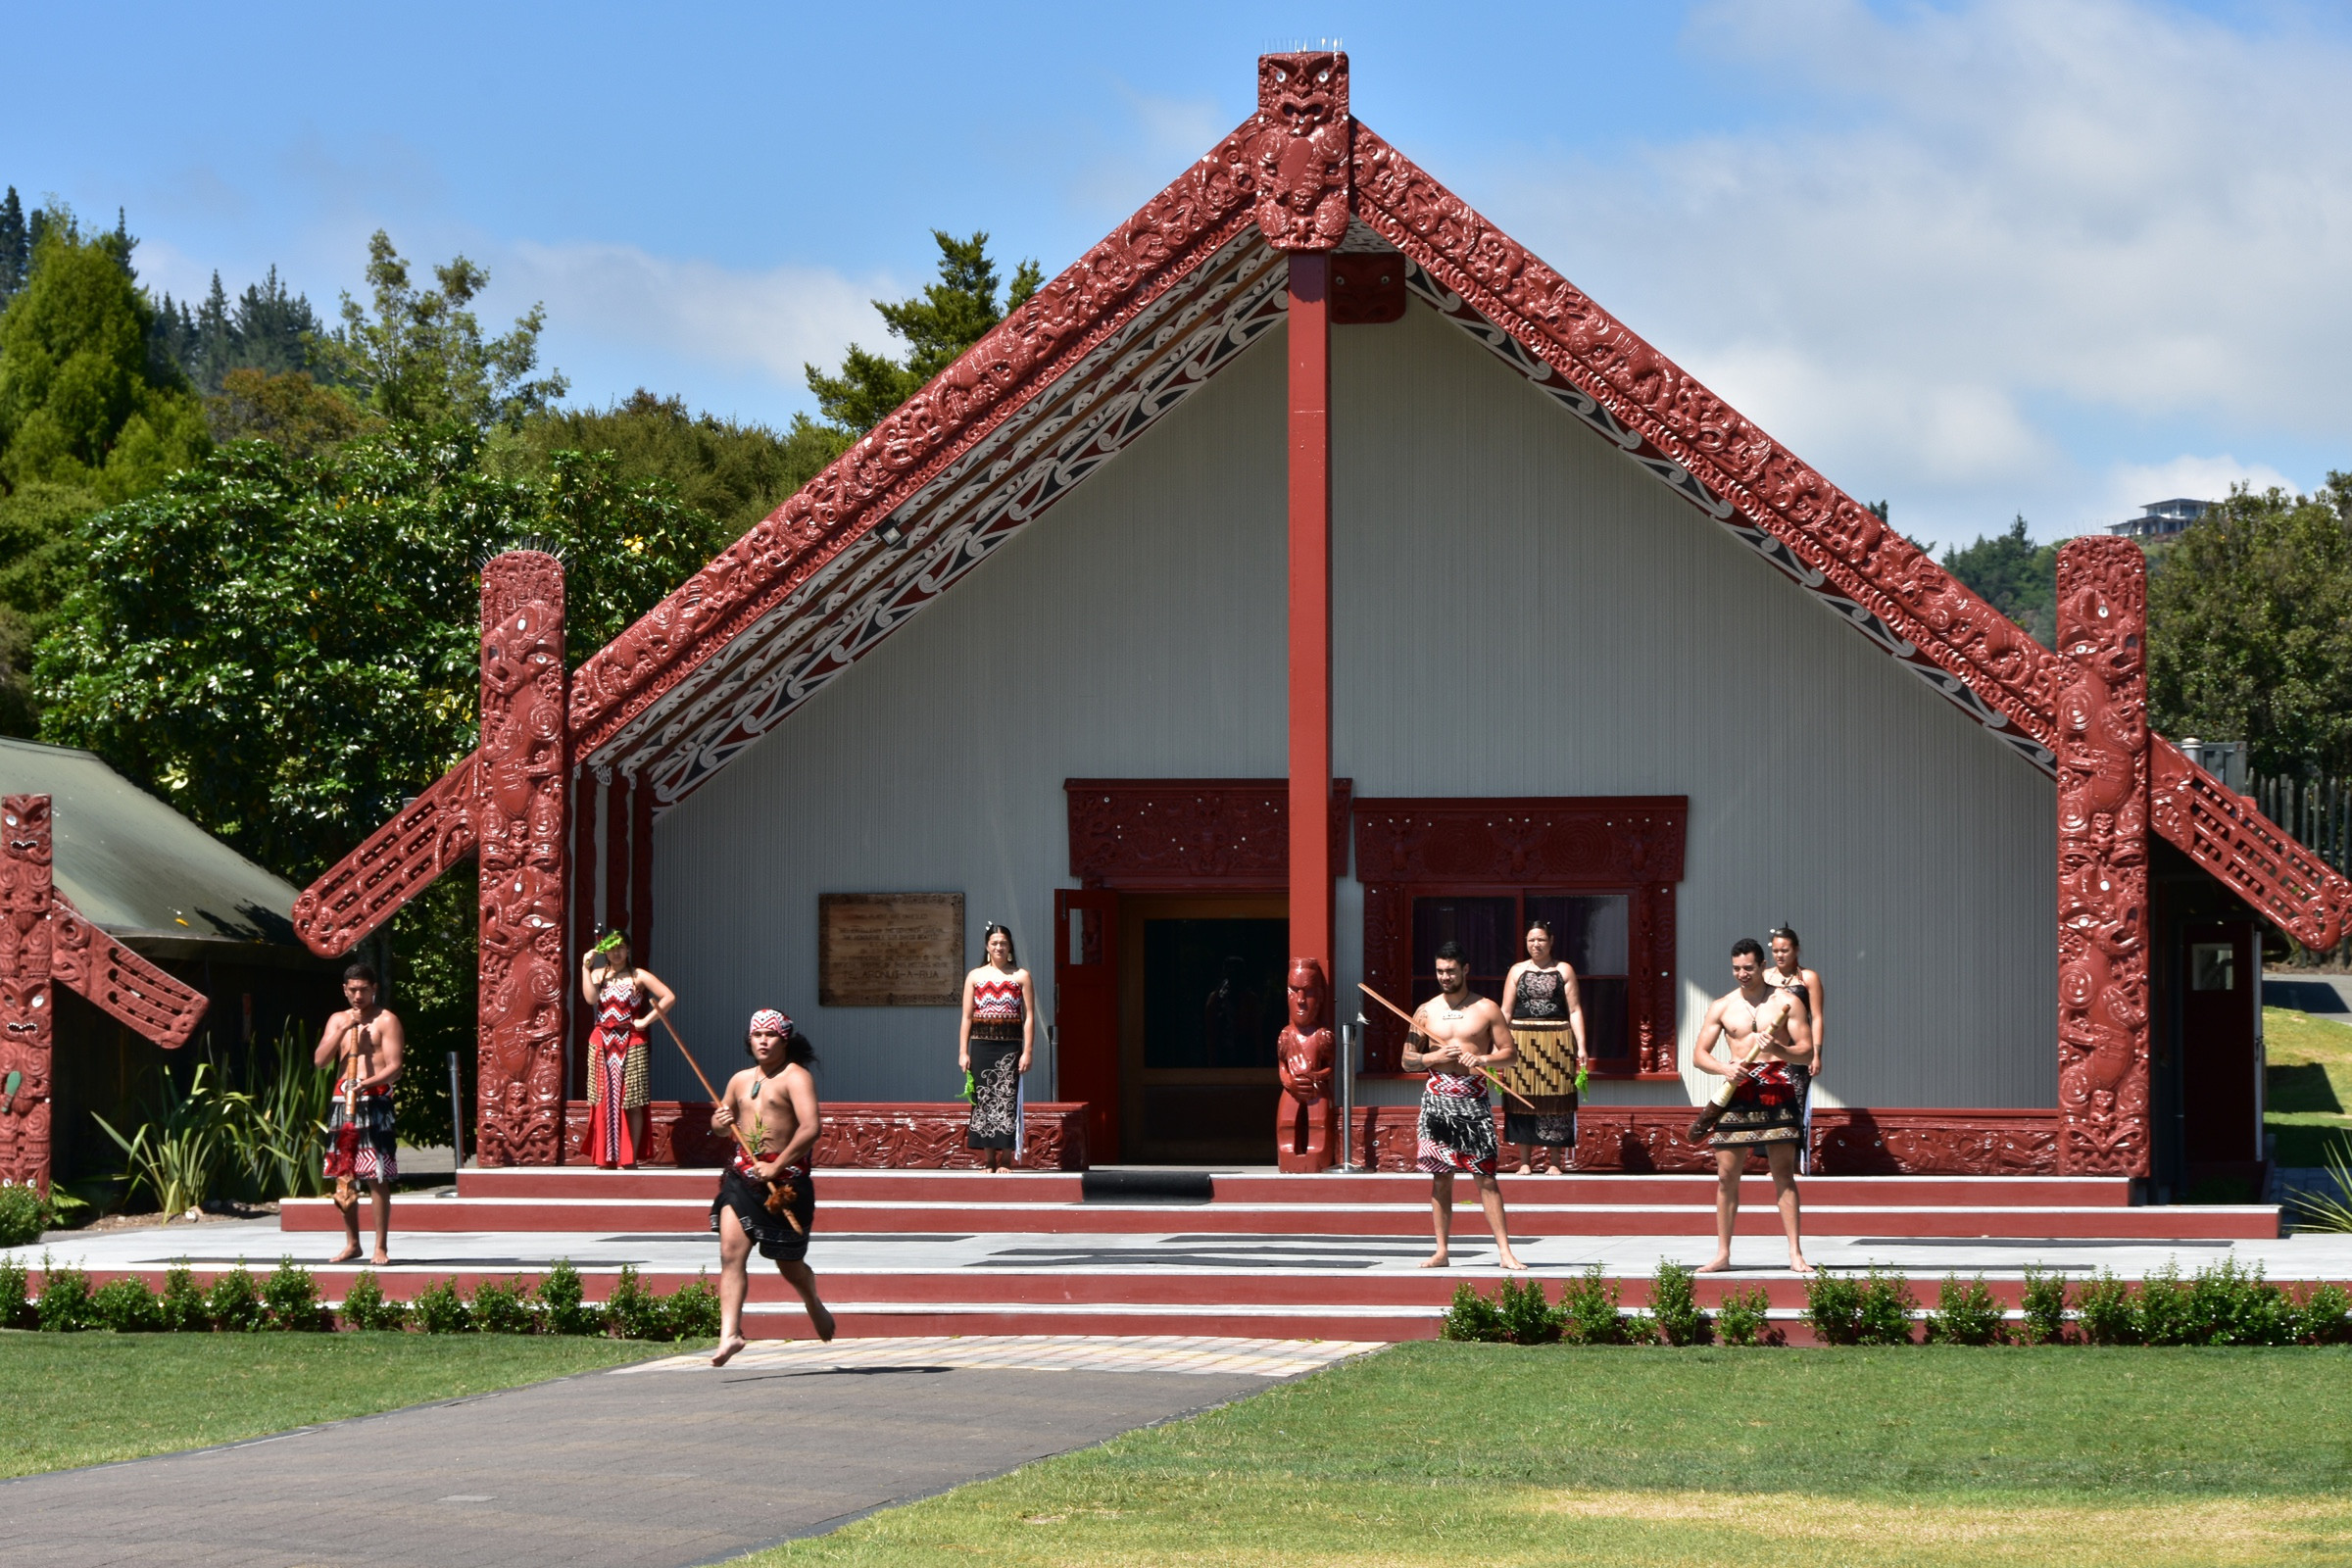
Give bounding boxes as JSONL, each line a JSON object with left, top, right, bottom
{"left": 2053, "top": 538, "right": 2150, "bottom": 1175}
{"left": 474, "top": 553, "right": 567, "bottom": 1167}
{"left": 1274, "top": 958, "right": 1335, "bottom": 1173}
{"left": 1250, "top": 51, "right": 1349, "bottom": 251}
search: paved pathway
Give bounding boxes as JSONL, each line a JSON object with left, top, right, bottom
{"left": 2266, "top": 975, "right": 2352, "bottom": 1018}
{"left": 0, "top": 1337, "right": 1354, "bottom": 1568}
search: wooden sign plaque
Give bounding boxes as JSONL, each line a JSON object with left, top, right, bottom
{"left": 818, "top": 893, "right": 965, "bottom": 1006}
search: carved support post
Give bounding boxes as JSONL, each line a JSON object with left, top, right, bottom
{"left": 1274, "top": 957, "right": 1336, "bottom": 1172}
{"left": 0, "top": 796, "right": 56, "bottom": 1191}
{"left": 565, "top": 763, "right": 598, "bottom": 1116}
{"left": 2054, "top": 538, "right": 2151, "bottom": 1176}
{"left": 476, "top": 552, "right": 568, "bottom": 1166}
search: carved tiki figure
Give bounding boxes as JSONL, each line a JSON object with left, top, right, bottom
{"left": 1250, "top": 52, "right": 1350, "bottom": 251}
{"left": 474, "top": 553, "right": 567, "bottom": 1166}
{"left": 1274, "top": 957, "right": 1336, "bottom": 1172}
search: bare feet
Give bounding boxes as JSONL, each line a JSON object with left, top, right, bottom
{"left": 1788, "top": 1256, "right": 1817, "bottom": 1276}
{"left": 371, "top": 1249, "right": 391, "bottom": 1267}
{"left": 1695, "top": 1256, "right": 1734, "bottom": 1274}
{"left": 328, "top": 1244, "right": 360, "bottom": 1264}
{"left": 1514, "top": 1161, "right": 1534, "bottom": 1176}
{"left": 710, "top": 1334, "right": 748, "bottom": 1367}
{"left": 811, "top": 1303, "right": 837, "bottom": 1343}
{"left": 1496, "top": 1250, "right": 1528, "bottom": 1271}
{"left": 1417, "top": 1251, "right": 1450, "bottom": 1269}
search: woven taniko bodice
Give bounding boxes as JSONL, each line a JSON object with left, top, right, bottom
{"left": 972, "top": 976, "right": 1024, "bottom": 1023}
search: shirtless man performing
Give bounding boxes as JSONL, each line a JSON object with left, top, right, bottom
{"left": 709, "top": 1009, "right": 835, "bottom": 1365}
{"left": 314, "top": 962, "right": 405, "bottom": 1265}
{"left": 1405, "top": 942, "right": 1526, "bottom": 1271}
{"left": 1690, "top": 939, "right": 1815, "bottom": 1275}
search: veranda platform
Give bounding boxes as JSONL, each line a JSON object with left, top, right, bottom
{"left": 18, "top": 1167, "right": 2344, "bottom": 1345}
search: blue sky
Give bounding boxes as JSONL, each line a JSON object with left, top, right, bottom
{"left": 11, "top": 0, "right": 2350, "bottom": 551}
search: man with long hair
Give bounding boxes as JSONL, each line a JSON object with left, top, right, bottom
{"left": 710, "top": 1009, "right": 833, "bottom": 1364}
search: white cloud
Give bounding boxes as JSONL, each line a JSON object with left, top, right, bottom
{"left": 2095, "top": 453, "right": 2301, "bottom": 529}
{"left": 500, "top": 240, "right": 891, "bottom": 392}
{"left": 1486, "top": 0, "right": 2352, "bottom": 542}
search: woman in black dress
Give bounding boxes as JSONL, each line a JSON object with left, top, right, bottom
{"left": 958, "top": 923, "right": 1034, "bottom": 1171}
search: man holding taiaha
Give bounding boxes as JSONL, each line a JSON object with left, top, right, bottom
{"left": 1690, "top": 939, "right": 1815, "bottom": 1275}
{"left": 314, "top": 961, "right": 405, "bottom": 1265}
{"left": 1406, "top": 942, "right": 1526, "bottom": 1271}
{"left": 710, "top": 1009, "right": 834, "bottom": 1365}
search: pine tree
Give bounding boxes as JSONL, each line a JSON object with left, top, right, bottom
{"left": 232, "top": 267, "right": 326, "bottom": 380}
{"left": 191, "top": 273, "right": 233, "bottom": 392}
{"left": 805, "top": 230, "right": 1042, "bottom": 436}
{"left": 0, "top": 188, "right": 27, "bottom": 308}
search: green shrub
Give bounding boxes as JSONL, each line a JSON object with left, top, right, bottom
{"left": 1441, "top": 1280, "right": 1504, "bottom": 1342}
{"left": 1646, "top": 1261, "right": 1712, "bottom": 1347}
{"left": 1489, "top": 1275, "right": 1558, "bottom": 1346}
{"left": 535, "top": 1259, "right": 604, "bottom": 1337}
{"left": 1853, "top": 1269, "right": 1917, "bottom": 1346}
{"left": 2074, "top": 1270, "right": 2139, "bottom": 1346}
{"left": 2181, "top": 1258, "right": 2289, "bottom": 1347}
{"left": 35, "top": 1256, "right": 95, "bottom": 1331}
{"left": 1558, "top": 1267, "right": 1644, "bottom": 1345}
{"left": 0, "top": 1180, "right": 46, "bottom": 1247}
{"left": 205, "top": 1263, "right": 267, "bottom": 1332}
{"left": 667, "top": 1272, "right": 721, "bottom": 1341}
{"left": 337, "top": 1269, "right": 406, "bottom": 1332}
{"left": 1717, "top": 1285, "right": 1777, "bottom": 1347}
{"left": 2290, "top": 1282, "right": 2351, "bottom": 1345}
{"left": 158, "top": 1262, "right": 210, "bottom": 1332}
{"left": 0, "top": 1253, "right": 28, "bottom": 1329}
{"left": 1924, "top": 1273, "right": 2005, "bottom": 1346}
{"left": 1803, "top": 1271, "right": 1864, "bottom": 1346}
{"left": 603, "top": 1264, "right": 668, "bottom": 1342}
{"left": 2017, "top": 1265, "right": 2070, "bottom": 1345}
{"left": 410, "top": 1277, "right": 469, "bottom": 1334}
{"left": 468, "top": 1276, "right": 535, "bottom": 1335}
{"left": 2134, "top": 1261, "right": 2192, "bottom": 1346}
{"left": 262, "top": 1258, "right": 327, "bottom": 1331}
{"left": 89, "top": 1275, "right": 163, "bottom": 1332}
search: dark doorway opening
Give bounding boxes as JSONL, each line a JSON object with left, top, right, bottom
{"left": 1119, "top": 894, "right": 1286, "bottom": 1164}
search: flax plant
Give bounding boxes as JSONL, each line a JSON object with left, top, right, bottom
{"left": 93, "top": 1060, "right": 227, "bottom": 1217}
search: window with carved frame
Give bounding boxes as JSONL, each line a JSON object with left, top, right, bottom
{"left": 1409, "top": 891, "right": 1632, "bottom": 1063}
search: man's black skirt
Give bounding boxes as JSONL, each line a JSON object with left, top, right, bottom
{"left": 710, "top": 1165, "right": 815, "bottom": 1263}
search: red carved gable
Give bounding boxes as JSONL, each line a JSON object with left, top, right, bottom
{"left": 298, "top": 55, "right": 2351, "bottom": 962}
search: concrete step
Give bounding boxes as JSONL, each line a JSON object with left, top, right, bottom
{"left": 282, "top": 1194, "right": 2282, "bottom": 1240}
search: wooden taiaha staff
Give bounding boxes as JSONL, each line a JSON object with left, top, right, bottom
{"left": 650, "top": 1007, "right": 805, "bottom": 1234}
{"left": 1355, "top": 982, "right": 1540, "bottom": 1110}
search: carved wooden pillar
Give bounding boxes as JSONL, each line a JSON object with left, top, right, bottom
{"left": 476, "top": 552, "right": 568, "bottom": 1166}
{"left": 565, "top": 763, "right": 598, "bottom": 1117}
{"left": 2054, "top": 537, "right": 2151, "bottom": 1176}
{"left": 0, "top": 796, "right": 56, "bottom": 1190}
{"left": 1258, "top": 49, "right": 1350, "bottom": 989}
{"left": 603, "top": 770, "right": 630, "bottom": 946}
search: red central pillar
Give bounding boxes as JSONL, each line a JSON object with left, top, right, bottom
{"left": 1288, "top": 252, "right": 1334, "bottom": 980}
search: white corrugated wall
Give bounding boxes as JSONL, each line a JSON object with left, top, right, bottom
{"left": 652, "top": 301, "right": 2058, "bottom": 1110}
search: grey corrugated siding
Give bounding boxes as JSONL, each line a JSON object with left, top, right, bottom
{"left": 653, "top": 303, "right": 2057, "bottom": 1110}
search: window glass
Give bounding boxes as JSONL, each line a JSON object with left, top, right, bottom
{"left": 2190, "top": 943, "right": 2235, "bottom": 992}
{"left": 1412, "top": 896, "right": 1514, "bottom": 1002}
{"left": 1524, "top": 894, "right": 1629, "bottom": 975}
{"left": 1579, "top": 976, "right": 1631, "bottom": 1060}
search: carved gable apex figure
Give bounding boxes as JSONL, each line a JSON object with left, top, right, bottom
{"left": 1251, "top": 50, "right": 1350, "bottom": 251}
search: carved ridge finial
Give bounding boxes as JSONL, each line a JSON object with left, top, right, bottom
{"left": 1251, "top": 51, "right": 1351, "bottom": 252}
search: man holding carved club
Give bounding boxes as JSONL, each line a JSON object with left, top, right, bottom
{"left": 1406, "top": 942, "right": 1526, "bottom": 1271}
{"left": 314, "top": 962, "right": 405, "bottom": 1266}
{"left": 1690, "top": 938, "right": 1815, "bottom": 1276}
{"left": 710, "top": 1008, "right": 834, "bottom": 1365}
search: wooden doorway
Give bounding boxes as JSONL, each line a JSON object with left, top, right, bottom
{"left": 2180, "top": 919, "right": 2262, "bottom": 1185}
{"left": 1118, "top": 893, "right": 1287, "bottom": 1164}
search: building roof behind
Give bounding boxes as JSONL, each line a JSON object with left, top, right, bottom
{"left": 0, "top": 737, "right": 308, "bottom": 953}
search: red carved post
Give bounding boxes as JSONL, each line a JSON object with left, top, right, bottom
{"left": 1274, "top": 957, "right": 1335, "bottom": 1172}
{"left": 476, "top": 552, "right": 568, "bottom": 1166}
{"left": 2054, "top": 538, "right": 2151, "bottom": 1176}
{"left": 0, "top": 796, "right": 56, "bottom": 1190}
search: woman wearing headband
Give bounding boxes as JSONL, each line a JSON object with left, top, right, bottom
{"left": 959, "top": 922, "right": 1034, "bottom": 1171}
{"left": 1765, "top": 925, "right": 1826, "bottom": 1172}
{"left": 579, "top": 930, "right": 676, "bottom": 1168}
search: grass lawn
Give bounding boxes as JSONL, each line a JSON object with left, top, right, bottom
{"left": 2266, "top": 1004, "right": 2352, "bottom": 1166}
{"left": 752, "top": 1343, "right": 2352, "bottom": 1568}
{"left": 0, "top": 1332, "right": 665, "bottom": 1478}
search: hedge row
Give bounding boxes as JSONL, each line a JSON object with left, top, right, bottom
{"left": 1443, "top": 1260, "right": 2352, "bottom": 1347}
{"left": 0, "top": 1254, "right": 720, "bottom": 1341}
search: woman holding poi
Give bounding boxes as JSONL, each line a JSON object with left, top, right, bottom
{"left": 579, "top": 930, "right": 676, "bottom": 1168}
{"left": 1500, "top": 919, "right": 1589, "bottom": 1174}
{"left": 959, "top": 923, "right": 1033, "bottom": 1171}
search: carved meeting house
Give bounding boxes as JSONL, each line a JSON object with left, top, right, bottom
{"left": 290, "top": 51, "right": 2349, "bottom": 1194}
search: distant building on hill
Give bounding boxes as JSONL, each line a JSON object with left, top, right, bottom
{"left": 2107, "top": 498, "right": 2210, "bottom": 540}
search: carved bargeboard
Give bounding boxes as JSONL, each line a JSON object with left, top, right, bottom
{"left": 474, "top": 554, "right": 567, "bottom": 1167}
{"left": 292, "top": 754, "right": 480, "bottom": 957}
{"left": 0, "top": 794, "right": 207, "bottom": 1190}
{"left": 2054, "top": 539, "right": 2151, "bottom": 1176}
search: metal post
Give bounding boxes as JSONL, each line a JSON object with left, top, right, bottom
{"left": 1339, "top": 1013, "right": 1364, "bottom": 1171}
{"left": 447, "top": 1051, "right": 466, "bottom": 1174}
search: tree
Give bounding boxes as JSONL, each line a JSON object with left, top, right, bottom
{"left": 0, "top": 209, "right": 210, "bottom": 503}
{"left": 313, "top": 232, "right": 565, "bottom": 432}
{"left": 207, "top": 368, "right": 365, "bottom": 459}
{"left": 154, "top": 266, "right": 334, "bottom": 395}
{"left": 0, "top": 188, "right": 27, "bottom": 308}
{"left": 805, "top": 230, "right": 1041, "bottom": 435}
{"left": 2147, "top": 476, "right": 2352, "bottom": 778}
{"left": 1942, "top": 515, "right": 2059, "bottom": 648}
{"left": 494, "top": 388, "right": 845, "bottom": 539}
